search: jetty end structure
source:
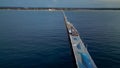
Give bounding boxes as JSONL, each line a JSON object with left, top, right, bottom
{"left": 63, "top": 11, "right": 97, "bottom": 68}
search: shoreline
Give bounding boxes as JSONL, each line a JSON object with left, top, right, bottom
{"left": 0, "top": 7, "right": 120, "bottom": 11}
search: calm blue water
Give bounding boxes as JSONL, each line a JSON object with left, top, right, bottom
{"left": 0, "top": 10, "right": 120, "bottom": 68}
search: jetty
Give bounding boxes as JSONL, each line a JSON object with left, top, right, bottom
{"left": 63, "top": 11, "right": 97, "bottom": 68}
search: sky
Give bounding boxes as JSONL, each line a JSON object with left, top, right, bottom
{"left": 0, "top": 0, "right": 120, "bottom": 8}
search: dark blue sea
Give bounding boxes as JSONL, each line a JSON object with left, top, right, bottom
{"left": 0, "top": 10, "right": 120, "bottom": 68}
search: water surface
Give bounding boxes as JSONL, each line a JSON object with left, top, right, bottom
{"left": 0, "top": 10, "right": 120, "bottom": 68}
{"left": 0, "top": 10, "right": 75, "bottom": 68}
{"left": 66, "top": 10, "right": 120, "bottom": 68}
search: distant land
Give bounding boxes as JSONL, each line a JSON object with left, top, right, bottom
{"left": 0, "top": 7, "right": 120, "bottom": 10}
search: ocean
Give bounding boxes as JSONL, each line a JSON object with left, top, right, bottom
{"left": 0, "top": 10, "right": 120, "bottom": 68}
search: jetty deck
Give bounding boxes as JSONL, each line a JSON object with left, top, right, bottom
{"left": 63, "top": 12, "right": 97, "bottom": 68}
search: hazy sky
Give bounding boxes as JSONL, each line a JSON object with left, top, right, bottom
{"left": 0, "top": 0, "right": 120, "bottom": 8}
